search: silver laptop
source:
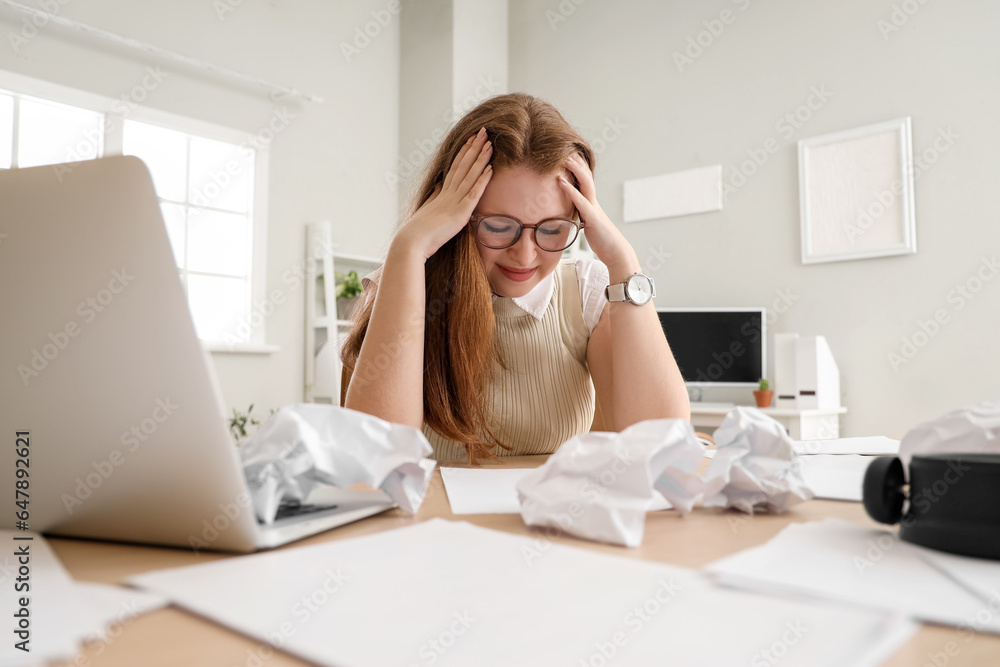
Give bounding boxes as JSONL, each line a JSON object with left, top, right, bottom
{"left": 0, "top": 156, "right": 395, "bottom": 552}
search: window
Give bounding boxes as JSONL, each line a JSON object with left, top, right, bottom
{"left": 0, "top": 71, "right": 273, "bottom": 352}
{"left": 0, "top": 91, "right": 104, "bottom": 169}
{"left": 0, "top": 94, "right": 11, "bottom": 168}
{"left": 123, "top": 121, "right": 257, "bottom": 345}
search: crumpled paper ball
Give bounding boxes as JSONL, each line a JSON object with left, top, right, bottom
{"left": 702, "top": 407, "right": 813, "bottom": 514}
{"left": 516, "top": 419, "right": 705, "bottom": 547}
{"left": 899, "top": 399, "right": 1000, "bottom": 466}
{"left": 239, "top": 404, "right": 436, "bottom": 523}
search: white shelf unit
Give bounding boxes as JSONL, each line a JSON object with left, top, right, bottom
{"left": 304, "top": 220, "right": 379, "bottom": 404}
{"left": 690, "top": 406, "right": 847, "bottom": 440}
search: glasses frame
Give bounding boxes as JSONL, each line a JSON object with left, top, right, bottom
{"left": 470, "top": 214, "right": 585, "bottom": 253}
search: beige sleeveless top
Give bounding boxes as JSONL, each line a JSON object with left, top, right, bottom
{"left": 424, "top": 259, "right": 596, "bottom": 460}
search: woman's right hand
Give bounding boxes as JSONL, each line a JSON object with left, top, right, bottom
{"left": 394, "top": 127, "right": 494, "bottom": 260}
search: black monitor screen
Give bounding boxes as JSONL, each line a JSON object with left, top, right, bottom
{"left": 657, "top": 310, "right": 764, "bottom": 385}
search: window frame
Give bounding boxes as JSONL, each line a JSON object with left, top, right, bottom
{"left": 0, "top": 68, "right": 275, "bottom": 354}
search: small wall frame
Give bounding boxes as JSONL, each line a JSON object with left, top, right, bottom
{"left": 798, "top": 117, "right": 916, "bottom": 264}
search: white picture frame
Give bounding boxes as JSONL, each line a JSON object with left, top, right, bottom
{"left": 797, "top": 117, "right": 916, "bottom": 264}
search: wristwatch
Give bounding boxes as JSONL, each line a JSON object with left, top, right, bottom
{"left": 605, "top": 272, "right": 656, "bottom": 306}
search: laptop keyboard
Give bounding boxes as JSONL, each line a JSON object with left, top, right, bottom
{"left": 271, "top": 502, "right": 339, "bottom": 522}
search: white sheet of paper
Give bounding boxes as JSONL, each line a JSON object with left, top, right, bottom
{"left": 798, "top": 455, "right": 873, "bottom": 501}
{"left": 707, "top": 519, "right": 1000, "bottom": 633}
{"left": 0, "top": 532, "right": 88, "bottom": 664}
{"left": 440, "top": 467, "right": 532, "bottom": 514}
{"left": 793, "top": 436, "right": 900, "bottom": 456}
{"left": 441, "top": 467, "right": 671, "bottom": 514}
{"left": 74, "top": 582, "right": 168, "bottom": 642}
{"left": 0, "top": 531, "right": 168, "bottom": 667}
{"left": 702, "top": 407, "right": 813, "bottom": 513}
{"left": 918, "top": 549, "right": 1000, "bottom": 607}
{"left": 129, "top": 519, "right": 915, "bottom": 667}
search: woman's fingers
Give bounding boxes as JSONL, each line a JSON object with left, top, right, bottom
{"left": 452, "top": 165, "right": 493, "bottom": 227}
{"left": 407, "top": 128, "right": 493, "bottom": 257}
{"left": 442, "top": 134, "right": 476, "bottom": 191}
{"left": 558, "top": 175, "right": 591, "bottom": 216}
{"left": 426, "top": 182, "right": 443, "bottom": 203}
{"left": 465, "top": 165, "right": 493, "bottom": 207}
{"left": 447, "top": 128, "right": 489, "bottom": 194}
{"left": 458, "top": 140, "right": 492, "bottom": 195}
{"left": 564, "top": 154, "right": 597, "bottom": 203}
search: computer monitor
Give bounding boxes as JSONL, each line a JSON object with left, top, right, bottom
{"left": 656, "top": 308, "right": 766, "bottom": 387}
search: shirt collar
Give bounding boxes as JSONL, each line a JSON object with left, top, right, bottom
{"left": 491, "top": 270, "right": 555, "bottom": 321}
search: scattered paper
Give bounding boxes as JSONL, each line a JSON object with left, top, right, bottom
{"left": 516, "top": 419, "right": 702, "bottom": 547}
{"left": 129, "top": 518, "right": 916, "bottom": 667}
{"left": 793, "top": 436, "right": 900, "bottom": 456}
{"left": 703, "top": 408, "right": 813, "bottom": 513}
{"left": 441, "top": 468, "right": 671, "bottom": 515}
{"left": 899, "top": 398, "right": 1000, "bottom": 465}
{"left": 0, "top": 531, "right": 168, "bottom": 666}
{"left": 74, "top": 582, "right": 168, "bottom": 643}
{"left": 918, "top": 548, "right": 1000, "bottom": 607}
{"left": 441, "top": 468, "right": 533, "bottom": 514}
{"left": 707, "top": 518, "right": 1000, "bottom": 634}
{"left": 239, "top": 404, "right": 436, "bottom": 523}
{"left": 798, "top": 455, "right": 873, "bottom": 502}
{"left": 1, "top": 531, "right": 85, "bottom": 665}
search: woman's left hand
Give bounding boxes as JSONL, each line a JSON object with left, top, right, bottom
{"left": 558, "top": 153, "right": 640, "bottom": 274}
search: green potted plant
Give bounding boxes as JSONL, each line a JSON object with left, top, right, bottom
{"left": 229, "top": 404, "right": 260, "bottom": 445}
{"left": 753, "top": 378, "right": 773, "bottom": 408}
{"left": 335, "top": 270, "right": 363, "bottom": 321}
{"left": 228, "top": 404, "right": 277, "bottom": 445}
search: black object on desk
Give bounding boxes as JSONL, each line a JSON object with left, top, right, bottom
{"left": 863, "top": 453, "right": 1000, "bottom": 560}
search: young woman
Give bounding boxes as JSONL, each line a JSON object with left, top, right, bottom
{"left": 342, "top": 93, "right": 689, "bottom": 463}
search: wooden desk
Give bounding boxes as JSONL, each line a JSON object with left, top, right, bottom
{"left": 49, "top": 455, "right": 1000, "bottom": 667}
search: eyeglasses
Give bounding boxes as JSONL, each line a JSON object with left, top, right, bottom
{"left": 471, "top": 215, "right": 584, "bottom": 252}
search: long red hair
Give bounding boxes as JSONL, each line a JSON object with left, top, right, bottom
{"left": 341, "top": 93, "right": 596, "bottom": 463}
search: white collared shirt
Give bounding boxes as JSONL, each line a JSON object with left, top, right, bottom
{"left": 361, "top": 257, "right": 611, "bottom": 334}
{"left": 493, "top": 257, "right": 610, "bottom": 334}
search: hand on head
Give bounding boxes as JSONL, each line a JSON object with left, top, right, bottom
{"left": 396, "top": 127, "right": 494, "bottom": 261}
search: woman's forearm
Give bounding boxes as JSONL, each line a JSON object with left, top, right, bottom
{"left": 605, "top": 258, "right": 691, "bottom": 428}
{"left": 343, "top": 239, "right": 427, "bottom": 428}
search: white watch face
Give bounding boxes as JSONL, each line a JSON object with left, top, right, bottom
{"left": 626, "top": 274, "right": 653, "bottom": 305}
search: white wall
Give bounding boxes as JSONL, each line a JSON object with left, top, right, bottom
{"left": 398, "top": 0, "right": 507, "bottom": 212}
{"left": 508, "top": 0, "right": 1000, "bottom": 437}
{"left": 0, "top": 0, "right": 401, "bottom": 416}
{"left": 5, "top": 0, "right": 997, "bottom": 438}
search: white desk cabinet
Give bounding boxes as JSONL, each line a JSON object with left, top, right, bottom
{"left": 690, "top": 406, "right": 847, "bottom": 440}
